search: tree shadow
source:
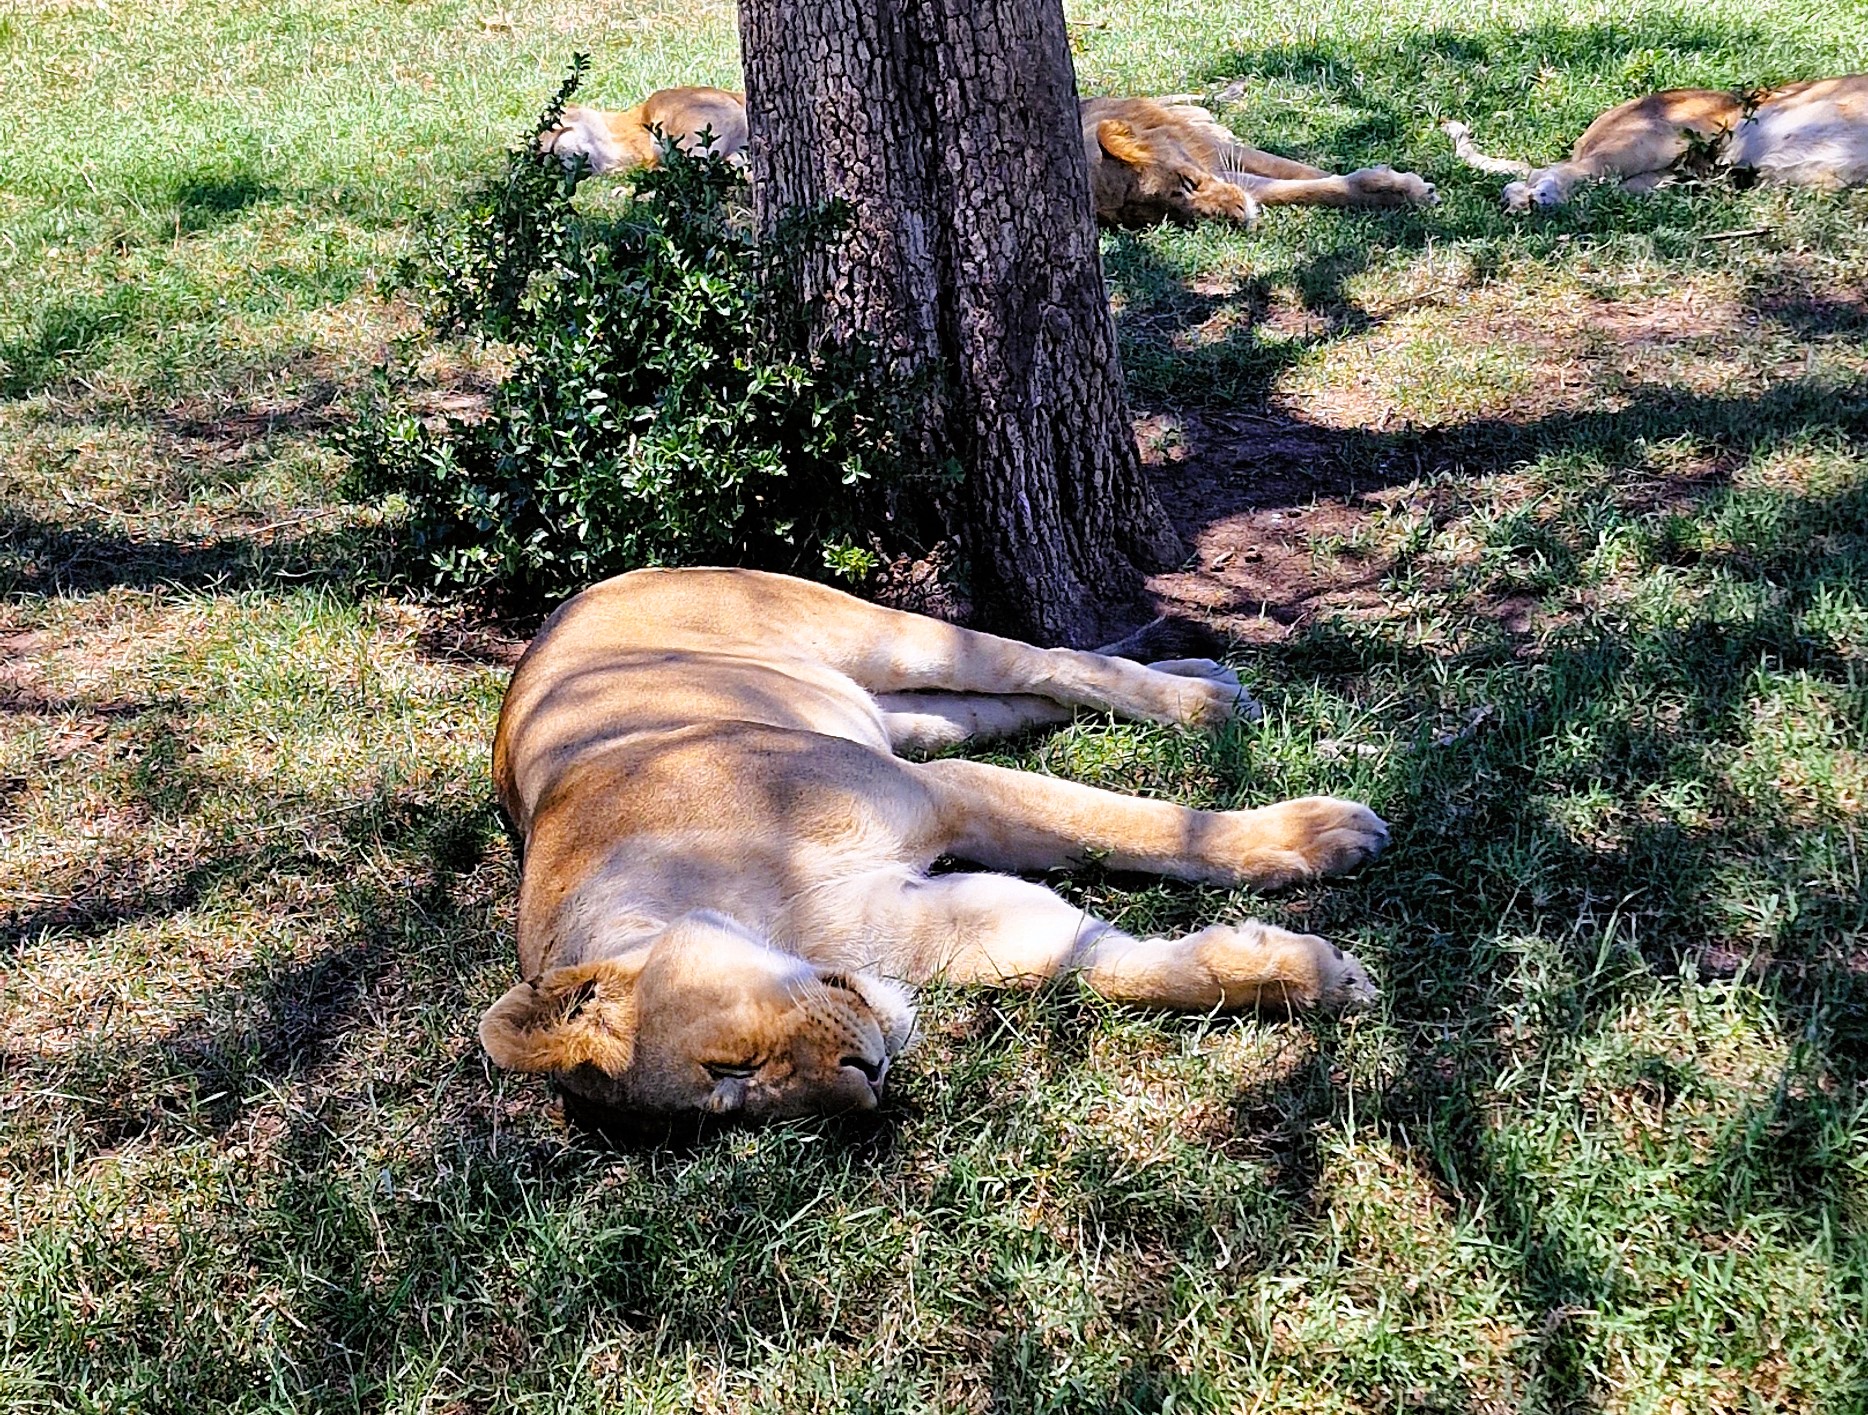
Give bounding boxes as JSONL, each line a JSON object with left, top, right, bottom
{"left": 4, "top": 777, "right": 505, "bottom": 1146}
{"left": 1, "top": 162, "right": 289, "bottom": 398}
{"left": 0, "top": 507, "right": 391, "bottom": 599}
{"left": 1216, "top": 457, "right": 1868, "bottom": 1407}
{"left": 171, "top": 166, "right": 281, "bottom": 235}
{"left": 1105, "top": 226, "right": 1390, "bottom": 409}
{"left": 0, "top": 289, "right": 148, "bottom": 399}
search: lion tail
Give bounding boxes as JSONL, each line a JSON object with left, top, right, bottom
{"left": 1441, "top": 120, "right": 1534, "bottom": 176}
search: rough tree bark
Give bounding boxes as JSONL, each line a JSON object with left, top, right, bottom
{"left": 738, "top": 0, "right": 1183, "bottom": 645}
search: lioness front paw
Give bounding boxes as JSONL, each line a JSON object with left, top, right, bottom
{"left": 1147, "top": 658, "right": 1263, "bottom": 725}
{"left": 1191, "top": 176, "right": 1260, "bottom": 225}
{"left": 1240, "top": 795, "right": 1389, "bottom": 885}
{"left": 1350, "top": 166, "right": 1438, "bottom": 206}
{"left": 1190, "top": 921, "right": 1379, "bottom": 1012}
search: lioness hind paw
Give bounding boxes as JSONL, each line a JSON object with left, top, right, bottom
{"left": 1319, "top": 944, "right": 1379, "bottom": 1013}
{"left": 1188, "top": 922, "right": 1380, "bottom": 1012}
{"left": 1144, "top": 658, "right": 1261, "bottom": 725}
{"left": 1256, "top": 796, "right": 1390, "bottom": 880}
{"left": 1147, "top": 657, "right": 1239, "bottom": 688}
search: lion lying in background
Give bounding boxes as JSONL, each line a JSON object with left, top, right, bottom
{"left": 541, "top": 86, "right": 1437, "bottom": 225}
{"left": 1445, "top": 74, "right": 1868, "bottom": 210}
{"left": 481, "top": 569, "right": 1389, "bottom": 1121}
{"left": 1082, "top": 96, "right": 1436, "bottom": 225}
{"left": 539, "top": 85, "right": 747, "bottom": 174}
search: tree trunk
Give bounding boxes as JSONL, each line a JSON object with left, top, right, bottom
{"left": 738, "top": 0, "right": 1183, "bottom": 645}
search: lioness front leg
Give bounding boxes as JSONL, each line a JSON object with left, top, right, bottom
{"left": 1232, "top": 167, "right": 1437, "bottom": 208}
{"left": 915, "top": 757, "right": 1387, "bottom": 890}
{"left": 863, "top": 871, "right": 1375, "bottom": 1012}
{"left": 873, "top": 661, "right": 1247, "bottom": 752}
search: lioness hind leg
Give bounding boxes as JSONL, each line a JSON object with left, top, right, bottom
{"left": 913, "top": 757, "right": 1388, "bottom": 889}
{"left": 861, "top": 870, "right": 1375, "bottom": 1012}
{"left": 831, "top": 615, "right": 1255, "bottom": 729}
{"left": 873, "top": 693, "right": 1073, "bottom": 753}
{"left": 875, "top": 660, "right": 1249, "bottom": 752}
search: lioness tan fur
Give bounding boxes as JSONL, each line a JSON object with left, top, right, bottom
{"left": 1081, "top": 96, "right": 1437, "bottom": 226}
{"left": 540, "top": 87, "right": 1436, "bottom": 224}
{"left": 1445, "top": 75, "right": 1868, "bottom": 211}
{"left": 539, "top": 86, "right": 747, "bottom": 175}
{"left": 481, "top": 569, "right": 1390, "bottom": 1121}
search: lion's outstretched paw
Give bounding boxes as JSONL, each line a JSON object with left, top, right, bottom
{"left": 1148, "top": 658, "right": 1262, "bottom": 725}
{"left": 1318, "top": 942, "right": 1379, "bottom": 1013}
{"left": 1350, "top": 166, "right": 1438, "bottom": 206}
{"left": 1253, "top": 795, "right": 1390, "bottom": 881}
{"left": 1189, "top": 921, "right": 1379, "bottom": 1012}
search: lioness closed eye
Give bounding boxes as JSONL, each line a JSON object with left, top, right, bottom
{"left": 481, "top": 569, "right": 1390, "bottom": 1120}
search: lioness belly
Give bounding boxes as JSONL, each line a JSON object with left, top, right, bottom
{"left": 1727, "top": 79, "right": 1868, "bottom": 187}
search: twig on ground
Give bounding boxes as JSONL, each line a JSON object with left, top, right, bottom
{"left": 1316, "top": 705, "right": 1495, "bottom": 760}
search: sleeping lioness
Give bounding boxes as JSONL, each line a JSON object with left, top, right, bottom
{"left": 1081, "top": 96, "right": 1436, "bottom": 225}
{"left": 480, "top": 569, "right": 1389, "bottom": 1121}
{"left": 540, "top": 86, "right": 1436, "bottom": 224}
{"left": 1445, "top": 75, "right": 1868, "bottom": 210}
{"left": 539, "top": 85, "right": 748, "bottom": 174}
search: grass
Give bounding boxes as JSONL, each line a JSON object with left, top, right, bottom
{"left": 2, "top": 0, "right": 1866, "bottom": 1409}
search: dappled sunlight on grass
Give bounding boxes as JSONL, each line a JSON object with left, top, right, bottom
{"left": 3, "top": 0, "right": 1866, "bottom": 1407}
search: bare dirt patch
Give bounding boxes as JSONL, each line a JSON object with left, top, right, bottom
{"left": 1127, "top": 268, "right": 1867, "bottom": 648}
{"left": 1138, "top": 408, "right": 1395, "bottom": 642}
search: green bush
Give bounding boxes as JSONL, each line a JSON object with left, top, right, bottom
{"left": 343, "top": 58, "right": 909, "bottom": 603}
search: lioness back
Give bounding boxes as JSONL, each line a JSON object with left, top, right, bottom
{"left": 493, "top": 569, "right": 906, "bottom": 832}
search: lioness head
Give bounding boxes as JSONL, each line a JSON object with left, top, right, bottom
{"left": 478, "top": 911, "right": 916, "bottom": 1119}
{"left": 1087, "top": 117, "right": 1261, "bottom": 228}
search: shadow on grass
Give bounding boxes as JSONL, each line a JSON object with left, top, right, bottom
{"left": 0, "top": 289, "right": 148, "bottom": 400}
{"left": 1, "top": 775, "right": 505, "bottom": 1139}
{"left": 1225, "top": 460, "right": 1868, "bottom": 1406}
{"left": 0, "top": 508, "right": 392, "bottom": 599}
{"left": 0, "top": 163, "right": 290, "bottom": 398}
{"left": 171, "top": 166, "right": 281, "bottom": 235}
{"left": 1077, "top": 238, "right": 1868, "bottom": 1398}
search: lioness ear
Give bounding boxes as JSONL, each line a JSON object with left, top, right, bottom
{"left": 1096, "top": 119, "right": 1153, "bottom": 167}
{"left": 478, "top": 957, "right": 645, "bottom": 1074}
